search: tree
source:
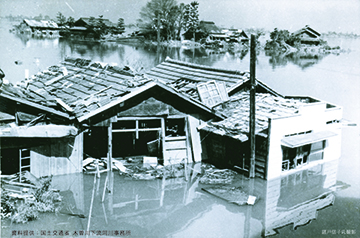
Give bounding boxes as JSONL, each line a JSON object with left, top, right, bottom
{"left": 66, "top": 16, "right": 75, "bottom": 28}
{"left": 176, "top": 3, "right": 185, "bottom": 39}
{"left": 138, "top": 0, "right": 178, "bottom": 42}
{"left": 182, "top": 1, "right": 199, "bottom": 41}
{"left": 56, "top": 12, "right": 66, "bottom": 26}
{"left": 117, "top": 18, "right": 125, "bottom": 33}
{"left": 266, "top": 28, "right": 302, "bottom": 50}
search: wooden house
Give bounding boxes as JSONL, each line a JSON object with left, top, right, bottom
{"left": 15, "top": 19, "right": 60, "bottom": 37}
{"left": 0, "top": 58, "right": 342, "bottom": 180}
{"left": 292, "top": 25, "right": 322, "bottom": 45}
{"left": 74, "top": 17, "right": 116, "bottom": 29}
{"left": 225, "top": 29, "right": 249, "bottom": 43}
{"left": 199, "top": 80, "right": 342, "bottom": 179}
{"left": 1, "top": 57, "right": 235, "bottom": 177}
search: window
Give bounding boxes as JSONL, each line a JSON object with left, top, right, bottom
{"left": 282, "top": 140, "right": 325, "bottom": 171}
{"left": 197, "top": 81, "right": 229, "bottom": 107}
{"left": 308, "top": 141, "right": 325, "bottom": 162}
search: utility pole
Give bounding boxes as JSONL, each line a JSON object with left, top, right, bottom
{"left": 249, "top": 34, "right": 256, "bottom": 178}
{"left": 157, "top": 11, "right": 161, "bottom": 45}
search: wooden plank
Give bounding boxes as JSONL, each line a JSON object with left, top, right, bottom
{"left": 188, "top": 115, "right": 202, "bottom": 162}
{"left": 185, "top": 117, "right": 192, "bottom": 163}
{"left": 165, "top": 136, "right": 187, "bottom": 141}
{"left": 164, "top": 140, "right": 187, "bottom": 150}
{"left": 45, "top": 74, "right": 67, "bottom": 86}
{"left": 56, "top": 98, "right": 74, "bottom": 113}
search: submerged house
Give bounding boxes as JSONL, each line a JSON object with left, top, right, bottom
{"left": 0, "top": 58, "right": 227, "bottom": 178}
{"left": 206, "top": 28, "right": 249, "bottom": 44}
{"left": 0, "top": 58, "right": 342, "bottom": 180}
{"left": 224, "top": 29, "right": 249, "bottom": 43}
{"left": 199, "top": 85, "right": 342, "bottom": 179}
{"left": 292, "top": 25, "right": 322, "bottom": 45}
{"left": 15, "top": 19, "right": 60, "bottom": 37}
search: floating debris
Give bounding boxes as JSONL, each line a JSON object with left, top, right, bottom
{"left": 1, "top": 173, "right": 62, "bottom": 223}
{"left": 199, "top": 164, "right": 237, "bottom": 184}
{"left": 202, "top": 185, "right": 257, "bottom": 206}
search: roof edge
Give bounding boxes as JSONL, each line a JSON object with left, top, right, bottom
{"left": 164, "top": 57, "right": 245, "bottom": 76}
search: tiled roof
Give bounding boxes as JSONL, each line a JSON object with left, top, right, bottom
{"left": 145, "top": 57, "right": 249, "bottom": 99}
{"left": 0, "top": 57, "right": 152, "bottom": 119}
{"left": 1, "top": 58, "right": 227, "bottom": 123}
{"left": 292, "top": 25, "right": 321, "bottom": 38}
{"left": 200, "top": 91, "right": 308, "bottom": 141}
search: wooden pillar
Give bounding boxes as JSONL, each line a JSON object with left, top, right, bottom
{"left": 107, "top": 122, "right": 113, "bottom": 193}
{"left": 157, "top": 11, "right": 160, "bottom": 45}
{"left": 249, "top": 34, "right": 257, "bottom": 178}
{"left": 161, "top": 118, "right": 166, "bottom": 164}
{"left": 265, "top": 118, "right": 272, "bottom": 180}
{"left": 244, "top": 178, "right": 255, "bottom": 238}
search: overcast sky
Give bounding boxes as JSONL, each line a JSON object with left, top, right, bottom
{"left": 1, "top": 0, "right": 359, "bottom": 33}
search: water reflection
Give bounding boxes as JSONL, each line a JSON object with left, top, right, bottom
{"left": 1, "top": 159, "right": 347, "bottom": 238}
{"left": 11, "top": 30, "right": 334, "bottom": 77}
{"left": 266, "top": 50, "right": 328, "bottom": 70}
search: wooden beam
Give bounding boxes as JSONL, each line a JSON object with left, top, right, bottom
{"left": 249, "top": 34, "right": 256, "bottom": 178}
{"left": 56, "top": 98, "right": 74, "bottom": 113}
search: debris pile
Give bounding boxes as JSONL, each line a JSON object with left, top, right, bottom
{"left": 199, "top": 164, "right": 237, "bottom": 184}
{"left": 83, "top": 156, "right": 186, "bottom": 180}
{"left": 1, "top": 172, "right": 62, "bottom": 223}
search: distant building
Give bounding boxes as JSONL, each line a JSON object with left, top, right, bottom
{"left": 207, "top": 28, "right": 249, "bottom": 43}
{"left": 74, "top": 17, "right": 116, "bottom": 29}
{"left": 292, "top": 25, "right": 321, "bottom": 45}
{"left": 15, "top": 19, "right": 60, "bottom": 37}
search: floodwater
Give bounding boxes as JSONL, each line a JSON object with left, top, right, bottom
{"left": 1, "top": 18, "right": 360, "bottom": 237}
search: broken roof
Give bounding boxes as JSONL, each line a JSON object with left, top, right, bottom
{"left": 200, "top": 91, "right": 309, "bottom": 141}
{"left": 0, "top": 57, "right": 225, "bottom": 124}
{"left": 146, "top": 57, "right": 249, "bottom": 100}
{"left": 146, "top": 57, "right": 281, "bottom": 103}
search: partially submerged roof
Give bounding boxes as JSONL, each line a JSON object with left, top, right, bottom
{"left": 200, "top": 91, "right": 309, "bottom": 141}
{"left": 292, "top": 25, "right": 321, "bottom": 38}
{"left": 23, "top": 19, "right": 59, "bottom": 29}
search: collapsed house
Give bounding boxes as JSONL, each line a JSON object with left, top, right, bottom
{"left": 0, "top": 57, "right": 342, "bottom": 179}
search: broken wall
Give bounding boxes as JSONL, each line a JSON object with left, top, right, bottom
{"left": 30, "top": 132, "right": 83, "bottom": 177}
